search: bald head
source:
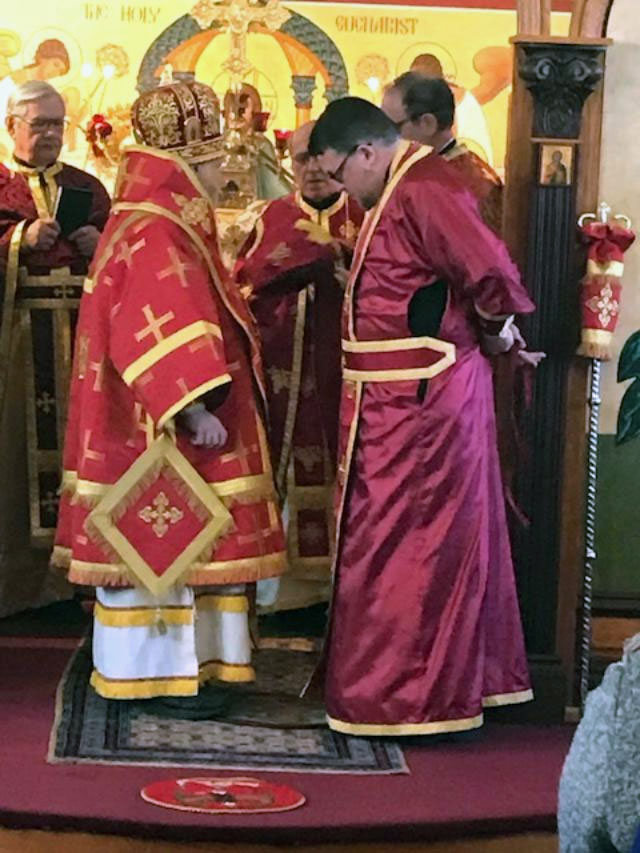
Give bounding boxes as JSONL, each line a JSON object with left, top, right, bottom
{"left": 289, "top": 120, "right": 340, "bottom": 203}
{"left": 289, "top": 121, "right": 315, "bottom": 160}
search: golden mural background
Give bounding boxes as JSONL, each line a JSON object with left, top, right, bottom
{"left": 0, "top": 1, "right": 569, "bottom": 185}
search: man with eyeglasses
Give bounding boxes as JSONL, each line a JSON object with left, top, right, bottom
{"left": 382, "top": 73, "right": 503, "bottom": 234}
{"left": 235, "top": 121, "right": 363, "bottom": 615}
{"left": 0, "top": 80, "right": 109, "bottom": 617}
{"left": 2, "top": 80, "right": 109, "bottom": 264}
{"left": 308, "top": 97, "right": 534, "bottom": 739}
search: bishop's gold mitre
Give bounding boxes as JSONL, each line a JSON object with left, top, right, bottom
{"left": 131, "top": 78, "right": 224, "bottom": 165}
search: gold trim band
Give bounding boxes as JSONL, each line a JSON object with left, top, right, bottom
{"left": 157, "top": 374, "right": 232, "bottom": 430}
{"left": 586, "top": 259, "right": 624, "bottom": 277}
{"left": 580, "top": 328, "right": 613, "bottom": 344}
{"left": 195, "top": 594, "right": 249, "bottom": 613}
{"left": 90, "top": 669, "right": 198, "bottom": 699}
{"left": 342, "top": 335, "right": 456, "bottom": 383}
{"left": 343, "top": 365, "right": 454, "bottom": 382}
{"left": 482, "top": 689, "right": 533, "bottom": 707}
{"left": 66, "top": 550, "right": 287, "bottom": 587}
{"left": 327, "top": 712, "right": 484, "bottom": 736}
{"left": 94, "top": 601, "right": 194, "bottom": 627}
{"left": 0, "top": 221, "right": 27, "bottom": 422}
{"left": 199, "top": 660, "right": 255, "bottom": 683}
{"left": 122, "top": 320, "right": 223, "bottom": 386}
{"left": 276, "top": 287, "right": 307, "bottom": 491}
{"left": 63, "top": 470, "right": 274, "bottom": 502}
{"left": 342, "top": 335, "right": 452, "bottom": 354}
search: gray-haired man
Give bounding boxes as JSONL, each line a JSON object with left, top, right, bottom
{"left": 0, "top": 80, "right": 109, "bottom": 615}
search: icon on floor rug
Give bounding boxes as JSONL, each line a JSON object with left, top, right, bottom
{"left": 141, "top": 776, "right": 306, "bottom": 814}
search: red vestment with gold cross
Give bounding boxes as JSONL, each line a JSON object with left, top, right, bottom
{"left": 325, "top": 143, "right": 534, "bottom": 736}
{"left": 0, "top": 159, "right": 110, "bottom": 615}
{"left": 53, "top": 147, "right": 285, "bottom": 590}
{"left": 235, "top": 191, "right": 363, "bottom": 608}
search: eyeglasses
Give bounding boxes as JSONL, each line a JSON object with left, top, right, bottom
{"left": 292, "top": 151, "right": 312, "bottom": 166}
{"left": 326, "top": 144, "right": 360, "bottom": 183}
{"left": 12, "top": 115, "right": 69, "bottom": 133}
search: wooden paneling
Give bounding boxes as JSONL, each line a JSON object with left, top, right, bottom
{"left": 503, "top": 37, "right": 609, "bottom": 715}
{"left": 571, "top": 0, "right": 615, "bottom": 37}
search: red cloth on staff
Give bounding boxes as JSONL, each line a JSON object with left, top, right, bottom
{"left": 577, "top": 220, "right": 635, "bottom": 359}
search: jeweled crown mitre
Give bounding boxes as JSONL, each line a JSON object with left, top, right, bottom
{"left": 131, "top": 78, "right": 223, "bottom": 164}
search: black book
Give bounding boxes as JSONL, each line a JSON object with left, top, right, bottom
{"left": 54, "top": 186, "right": 93, "bottom": 237}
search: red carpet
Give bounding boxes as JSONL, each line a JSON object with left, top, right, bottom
{"left": 0, "top": 640, "right": 572, "bottom": 844}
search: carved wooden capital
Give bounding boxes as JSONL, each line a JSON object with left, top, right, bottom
{"left": 517, "top": 42, "right": 606, "bottom": 138}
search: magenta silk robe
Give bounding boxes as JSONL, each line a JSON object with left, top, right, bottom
{"left": 325, "top": 142, "right": 535, "bottom": 736}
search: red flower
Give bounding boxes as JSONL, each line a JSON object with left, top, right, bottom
{"left": 86, "top": 114, "right": 113, "bottom": 141}
{"left": 273, "top": 128, "right": 292, "bottom": 144}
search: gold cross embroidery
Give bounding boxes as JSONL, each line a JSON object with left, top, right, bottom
{"left": 36, "top": 391, "right": 56, "bottom": 414}
{"left": 266, "top": 242, "right": 292, "bottom": 265}
{"left": 295, "top": 446, "right": 323, "bottom": 474}
{"left": 221, "top": 435, "right": 258, "bottom": 475}
{"left": 54, "top": 284, "right": 74, "bottom": 299}
{"left": 82, "top": 429, "right": 105, "bottom": 463}
{"left": 267, "top": 366, "right": 291, "bottom": 395}
{"left": 176, "top": 377, "right": 190, "bottom": 396}
{"left": 237, "top": 506, "right": 274, "bottom": 557}
{"left": 118, "top": 159, "right": 152, "bottom": 196}
{"left": 40, "top": 491, "right": 59, "bottom": 514}
{"left": 76, "top": 334, "right": 90, "bottom": 379}
{"left": 89, "top": 358, "right": 105, "bottom": 392}
{"left": 138, "top": 491, "right": 184, "bottom": 539}
{"left": 586, "top": 283, "right": 620, "bottom": 327}
{"left": 115, "top": 238, "right": 146, "bottom": 269}
{"left": 339, "top": 219, "right": 358, "bottom": 245}
{"left": 135, "top": 305, "right": 176, "bottom": 344}
{"left": 127, "top": 402, "right": 149, "bottom": 447}
{"left": 157, "top": 246, "right": 197, "bottom": 289}
{"left": 188, "top": 337, "right": 220, "bottom": 358}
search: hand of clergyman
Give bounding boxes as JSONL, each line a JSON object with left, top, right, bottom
{"left": 181, "top": 407, "right": 228, "bottom": 449}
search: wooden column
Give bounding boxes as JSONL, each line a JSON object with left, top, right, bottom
{"left": 501, "top": 36, "right": 609, "bottom": 720}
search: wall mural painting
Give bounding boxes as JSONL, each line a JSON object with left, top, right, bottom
{"left": 0, "top": 1, "right": 570, "bottom": 187}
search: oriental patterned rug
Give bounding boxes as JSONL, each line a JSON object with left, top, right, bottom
{"left": 48, "top": 638, "right": 407, "bottom": 774}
